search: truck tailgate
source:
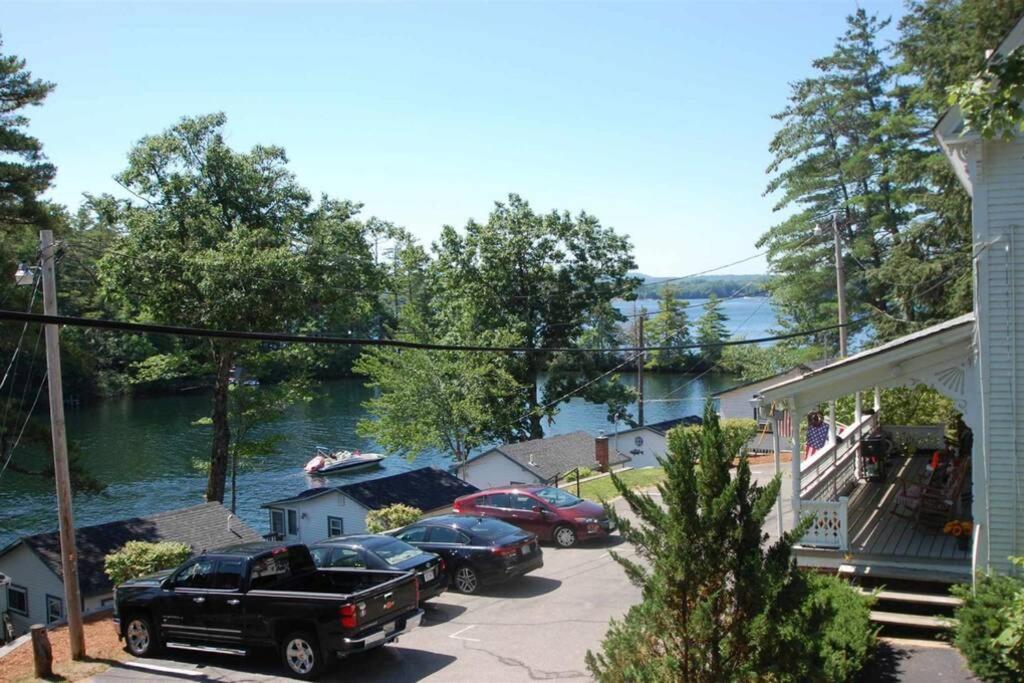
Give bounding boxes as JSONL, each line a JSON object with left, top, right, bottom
{"left": 342, "top": 570, "right": 419, "bottom": 631}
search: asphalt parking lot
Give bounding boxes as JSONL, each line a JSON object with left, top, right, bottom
{"left": 93, "top": 498, "right": 643, "bottom": 682}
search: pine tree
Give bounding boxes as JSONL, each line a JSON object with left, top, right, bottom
{"left": 0, "top": 35, "right": 56, "bottom": 229}
{"left": 585, "top": 402, "right": 811, "bottom": 682}
{"left": 696, "top": 293, "right": 728, "bottom": 365}
{"left": 644, "top": 287, "right": 693, "bottom": 370}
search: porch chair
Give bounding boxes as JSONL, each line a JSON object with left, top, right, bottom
{"left": 915, "top": 456, "right": 971, "bottom": 531}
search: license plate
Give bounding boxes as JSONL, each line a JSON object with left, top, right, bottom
{"left": 383, "top": 621, "right": 396, "bottom": 634}
{"left": 522, "top": 544, "right": 532, "bottom": 555}
{"left": 423, "top": 568, "right": 435, "bottom": 582}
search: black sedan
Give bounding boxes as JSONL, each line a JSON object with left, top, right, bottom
{"left": 310, "top": 534, "right": 449, "bottom": 602}
{"left": 390, "top": 516, "right": 542, "bottom": 594}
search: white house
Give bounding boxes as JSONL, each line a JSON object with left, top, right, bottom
{"left": 609, "top": 417, "right": 702, "bottom": 469}
{"left": 261, "top": 467, "right": 478, "bottom": 546}
{"left": 462, "top": 431, "right": 630, "bottom": 490}
{"left": 0, "top": 502, "right": 261, "bottom": 637}
{"left": 751, "top": 16, "right": 1024, "bottom": 579}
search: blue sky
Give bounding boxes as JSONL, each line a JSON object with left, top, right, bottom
{"left": 4, "top": 1, "right": 903, "bottom": 276}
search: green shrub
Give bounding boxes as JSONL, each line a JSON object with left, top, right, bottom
{"left": 775, "top": 573, "right": 877, "bottom": 682}
{"left": 366, "top": 503, "right": 422, "bottom": 533}
{"left": 952, "top": 573, "right": 1024, "bottom": 682}
{"left": 994, "top": 560, "right": 1024, "bottom": 674}
{"left": 104, "top": 541, "right": 191, "bottom": 586}
{"left": 576, "top": 466, "right": 594, "bottom": 479}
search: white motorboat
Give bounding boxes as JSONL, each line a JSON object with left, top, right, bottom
{"left": 303, "top": 446, "right": 385, "bottom": 474}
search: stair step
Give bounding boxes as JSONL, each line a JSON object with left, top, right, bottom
{"left": 859, "top": 589, "right": 963, "bottom": 608}
{"left": 869, "top": 610, "right": 956, "bottom": 630}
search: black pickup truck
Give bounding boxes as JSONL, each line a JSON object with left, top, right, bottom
{"left": 113, "top": 542, "right": 422, "bottom": 679}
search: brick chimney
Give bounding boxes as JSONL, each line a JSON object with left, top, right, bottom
{"left": 595, "top": 432, "right": 609, "bottom": 472}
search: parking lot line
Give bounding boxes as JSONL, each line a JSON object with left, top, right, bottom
{"left": 449, "top": 625, "right": 481, "bottom": 642}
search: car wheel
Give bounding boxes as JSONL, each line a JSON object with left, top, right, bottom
{"left": 124, "top": 614, "right": 160, "bottom": 657}
{"left": 554, "top": 524, "right": 577, "bottom": 548}
{"left": 281, "top": 631, "right": 326, "bottom": 680}
{"left": 453, "top": 565, "right": 480, "bottom": 594}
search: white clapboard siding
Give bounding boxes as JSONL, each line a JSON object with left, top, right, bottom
{"left": 269, "top": 491, "right": 371, "bottom": 546}
{"left": 975, "top": 136, "right": 1024, "bottom": 573}
{"left": 463, "top": 453, "right": 543, "bottom": 490}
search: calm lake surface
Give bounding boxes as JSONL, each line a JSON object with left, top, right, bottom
{"left": 0, "top": 297, "right": 775, "bottom": 546}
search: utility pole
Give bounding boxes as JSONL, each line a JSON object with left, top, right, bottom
{"left": 832, "top": 213, "right": 848, "bottom": 358}
{"left": 39, "top": 230, "right": 85, "bottom": 659}
{"left": 637, "top": 313, "right": 645, "bottom": 427}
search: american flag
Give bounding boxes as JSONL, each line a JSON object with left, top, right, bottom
{"left": 776, "top": 405, "right": 792, "bottom": 439}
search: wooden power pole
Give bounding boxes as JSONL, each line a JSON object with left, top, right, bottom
{"left": 39, "top": 230, "right": 85, "bottom": 659}
{"left": 637, "top": 313, "right": 645, "bottom": 427}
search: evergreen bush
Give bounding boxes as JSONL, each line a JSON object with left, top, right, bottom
{"left": 953, "top": 572, "right": 1024, "bottom": 682}
{"left": 104, "top": 541, "right": 191, "bottom": 586}
{"left": 586, "top": 401, "right": 874, "bottom": 682}
{"left": 366, "top": 503, "right": 422, "bottom": 533}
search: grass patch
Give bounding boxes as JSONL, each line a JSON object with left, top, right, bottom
{"left": 575, "top": 467, "right": 666, "bottom": 502}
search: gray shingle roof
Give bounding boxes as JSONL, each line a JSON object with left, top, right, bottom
{"left": 3, "top": 502, "right": 262, "bottom": 597}
{"left": 262, "top": 467, "right": 479, "bottom": 512}
{"left": 482, "top": 431, "right": 630, "bottom": 482}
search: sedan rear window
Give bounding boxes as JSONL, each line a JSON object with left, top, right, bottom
{"left": 371, "top": 539, "right": 429, "bottom": 566}
{"left": 461, "top": 517, "right": 522, "bottom": 541}
{"left": 534, "top": 486, "right": 583, "bottom": 508}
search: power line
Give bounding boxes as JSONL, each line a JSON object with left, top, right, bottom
{"left": 0, "top": 308, "right": 875, "bottom": 355}
{"left": 0, "top": 373, "right": 47, "bottom": 484}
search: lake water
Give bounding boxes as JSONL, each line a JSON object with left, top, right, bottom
{"left": 0, "top": 297, "right": 775, "bottom": 546}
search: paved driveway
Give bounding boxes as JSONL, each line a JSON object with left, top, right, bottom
{"left": 94, "top": 499, "right": 642, "bottom": 682}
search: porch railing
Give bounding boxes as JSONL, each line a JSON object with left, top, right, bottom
{"left": 800, "top": 412, "right": 878, "bottom": 500}
{"left": 799, "top": 498, "right": 850, "bottom": 550}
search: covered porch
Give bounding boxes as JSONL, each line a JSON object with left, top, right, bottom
{"left": 757, "top": 314, "right": 978, "bottom": 582}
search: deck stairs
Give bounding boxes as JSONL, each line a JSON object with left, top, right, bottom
{"left": 843, "top": 572, "right": 963, "bottom": 637}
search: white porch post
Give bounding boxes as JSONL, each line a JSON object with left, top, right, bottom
{"left": 828, "top": 401, "right": 837, "bottom": 443}
{"left": 771, "top": 409, "right": 783, "bottom": 538}
{"left": 854, "top": 392, "right": 863, "bottom": 480}
{"left": 791, "top": 401, "right": 802, "bottom": 519}
{"left": 873, "top": 386, "right": 881, "bottom": 413}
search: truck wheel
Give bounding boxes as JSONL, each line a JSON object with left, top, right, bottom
{"left": 453, "top": 566, "right": 480, "bottom": 594}
{"left": 281, "top": 631, "right": 325, "bottom": 679}
{"left": 124, "top": 614, "right": 160, "bottom": 657}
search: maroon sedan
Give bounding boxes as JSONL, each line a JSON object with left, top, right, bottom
{"left": 453, "top": 485, "right": 614, "bottom": 548}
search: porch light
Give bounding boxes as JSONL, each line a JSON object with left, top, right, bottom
{"left": 14, "top": 263, "right": 36, "bottom": 287}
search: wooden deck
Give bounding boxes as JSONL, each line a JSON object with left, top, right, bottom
{"left": 843, "top": 454, "right": 971, "bottom": 562}
{"left": 793, "top": 453, "right": 972, "bottom": 580}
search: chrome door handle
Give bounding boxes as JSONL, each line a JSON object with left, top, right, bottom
{"left": 192, "top": 597, "right": 205, "bottom": 604}
{"left": 227, "top": 599, "right": 240, "bottom": 606}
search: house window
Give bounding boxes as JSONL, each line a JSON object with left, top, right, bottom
{"left": 46, "top": 595, "right": 63, "bottom": 623}
{"left": 287, "top": 509, "right": 299, "bottom": 536}
{"left": 8, "top": 585, "right": 27, "bottom": 616}
{"left": 327, "top": 516, "right": 344, "bottom": 537}
{"left": 270, "top": 509, "right": 285, "bottom": 536}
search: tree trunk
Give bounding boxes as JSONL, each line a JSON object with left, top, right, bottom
{"left": 206, "top": 351, "right": 233, "bottom": 503}
{"left": 528, "top": 356, "right": 543, "bottom": 440}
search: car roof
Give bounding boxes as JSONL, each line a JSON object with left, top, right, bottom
{"left": 313, "top": 534, "right": 400, "bottom": 549}
{"left": 465, "top": 485, "right": 544, "bottom": 496}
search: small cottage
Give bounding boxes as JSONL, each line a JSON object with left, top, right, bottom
{"left": 609, "top": 417, "right": 702, "bottom": 469}
{"left": 461, "top": 431, "right": 630, "bottom": 490}
{"left": 261, "top": 467, "right": 478, "bottom": 546}
{"left": 0, "top": 502, "right": 261, "bottom": 637}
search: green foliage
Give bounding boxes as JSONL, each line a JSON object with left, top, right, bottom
{"left": 952, "top": 572, "right": 1024, "bottom": 682}
{"left": 576, "top": 466, "right": 594, "bottom": 479}
{"left": 719, "top": 418, "right": 759, "bottom": 457}
{"left": 0, "top": 34, "right": 55, "bottom": 227}
{"left": 719, "top": 343, "right": 826, "bottom": 383}
{"left": 644, "top": 287, "right": 693, "bottom": 371}
{"left": 950, "top": 45, "right": 1024, "bottom": 139}
{"left": 586, "top": 401, "right": 858, "bottom": 682}
{"left": 365, "top": 504, "right": 422, "bottom": 534}
{"left": 835, "top": 385, "right": 957, "bottom": 428}
{"left": 634, "top": 274, "right": 768, "bottom": 300}
{"left": 994, "top": 558, "right": 1024, "bottom": 674}
{"left": 695, "top": 293, "right": 729, "bottom": 365}
{"left": 104, "top": 540, "right": 191, "bottom": 587}
{"left": 428, "top": 193, "right": 640, "bottom": 439}
{"left": 355, "top": 315, "right": 523, "bottom": 465}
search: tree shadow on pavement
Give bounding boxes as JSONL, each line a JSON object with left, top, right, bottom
{"left": 857, "top": 640, "right": 911, "bottom": 682}
{"left": 478, "top": 575, "right": 561, "bottom": 599}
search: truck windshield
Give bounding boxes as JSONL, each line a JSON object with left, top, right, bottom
{"left": 370, "top": 539, "right": 428, "bottom": 566}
